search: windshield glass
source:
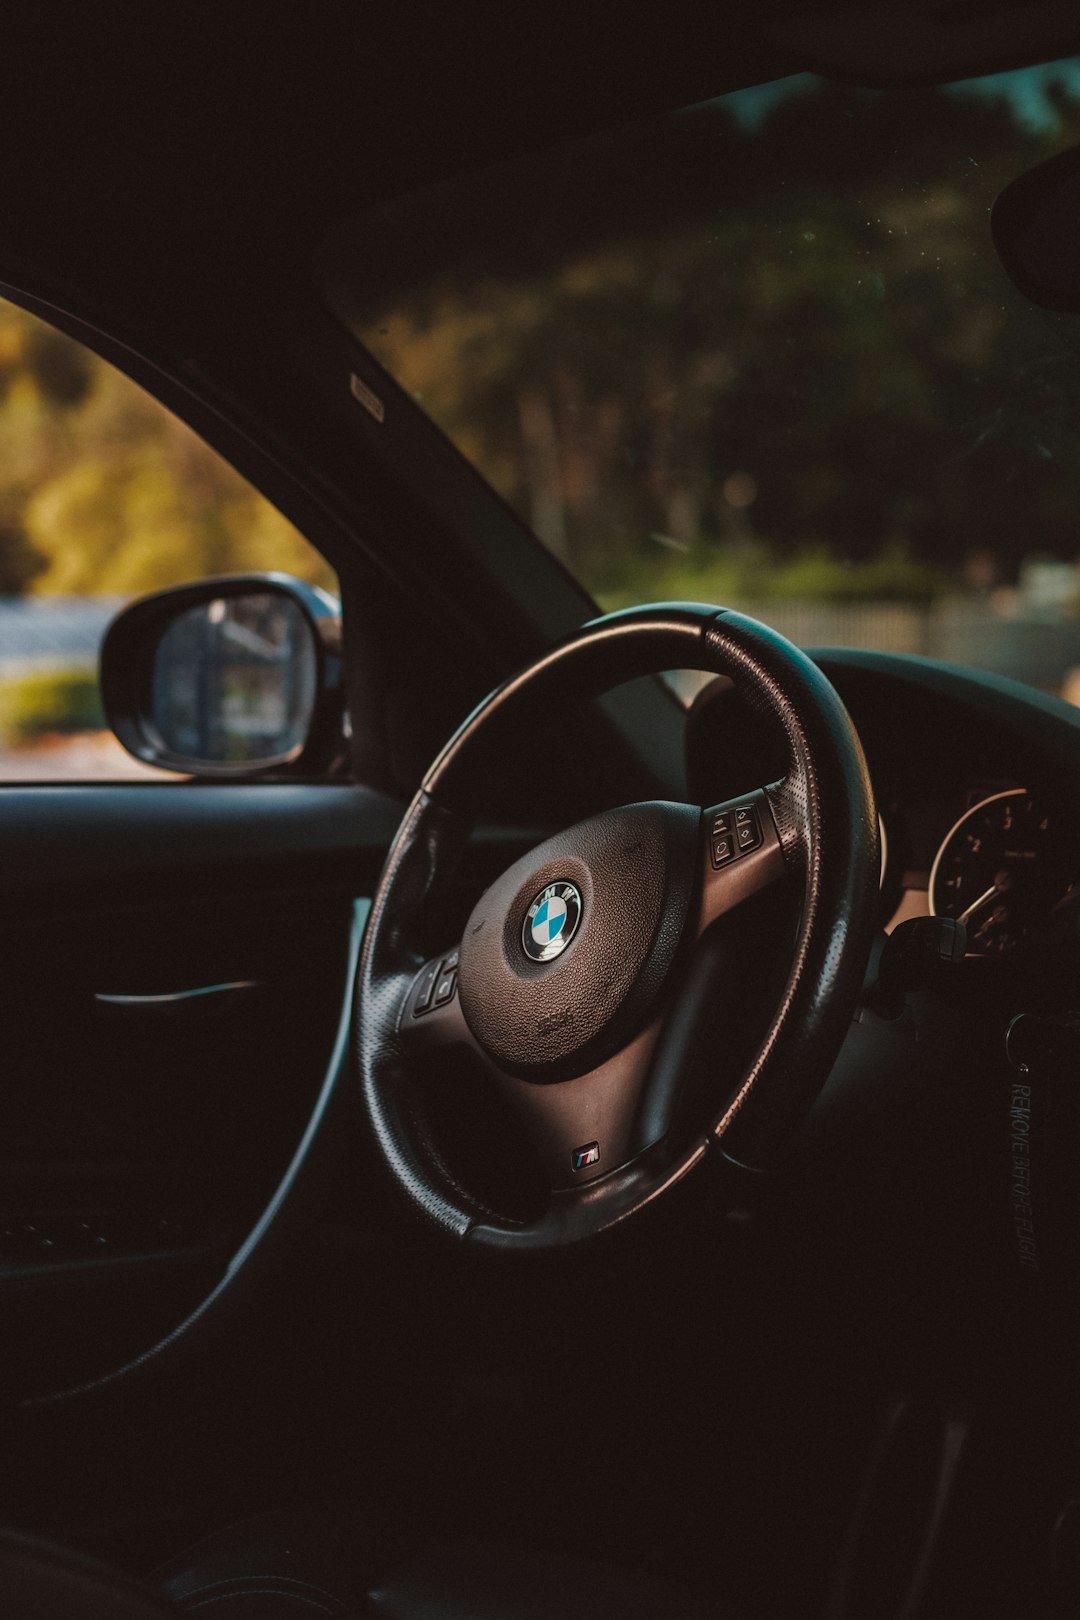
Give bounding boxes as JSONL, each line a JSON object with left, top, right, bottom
{"left": 326, "top": 61, "right": 1080, "bottom": 701}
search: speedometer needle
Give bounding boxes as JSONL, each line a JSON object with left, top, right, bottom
{"left": 957, "top": 874, "right": 1011, "bottom": 924}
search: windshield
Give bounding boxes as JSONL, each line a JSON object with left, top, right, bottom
{"left": 326, "top": 61, "right": 1080, "bottom": 701}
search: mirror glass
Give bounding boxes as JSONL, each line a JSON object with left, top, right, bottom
{"left": 151, "top": 592, "right": 317, "bottom": 767}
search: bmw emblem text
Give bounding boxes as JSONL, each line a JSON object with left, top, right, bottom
{"left": 522, "top": 881, "right": 582, "bottom": 962}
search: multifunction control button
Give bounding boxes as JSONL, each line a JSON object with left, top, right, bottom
{"left": 709, "top": 803, "right": 762, "bottom": 868}
{"left": 434, "top": 970, "right": 456, "bottom": 1005}
{"left": 413, "top": 961, "right": 440, "bottom": 1014}
{"left": 413, "top": 954, "right": 459, "bottom": 1017}
{"left": 736, "top": 806, "right": 761, "bottom": 852}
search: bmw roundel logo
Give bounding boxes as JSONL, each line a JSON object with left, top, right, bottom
{"left": 522, "top": 881, "right": 583, "bottom": 963}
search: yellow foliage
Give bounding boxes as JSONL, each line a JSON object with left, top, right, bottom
{"left": 0, "top": 301, "right": 334, "bottom": 598}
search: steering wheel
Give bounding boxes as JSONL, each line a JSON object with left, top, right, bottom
{"left": 356, "top": 605, "right": 878, "bottom": 1251}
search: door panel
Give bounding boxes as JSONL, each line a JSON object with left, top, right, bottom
{"left": 0, "top": 784, "right": 400, "bottom": 1399}
{"left": 0, "top": 784, "right": 402, "bottom": 905}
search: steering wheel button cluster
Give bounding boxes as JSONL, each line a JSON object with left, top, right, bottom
{"left": 412, "top": 956, "right": 460, "bottom": 1018}
{"left": 709, "top": 802, "right": 763, "bottom": 868}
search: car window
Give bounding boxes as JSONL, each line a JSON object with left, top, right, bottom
{"left": 0, "top": 298, "right": 336, "bottom": 780}
{"left": 325, "top": 58, "right": 1080, "bottom": 704}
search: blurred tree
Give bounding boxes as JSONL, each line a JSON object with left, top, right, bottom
{"left": 352, "top": 75, "right": 1080, "bottom": 604}
{"left": 0, "top": 301, "right": 334, "bottom": 598}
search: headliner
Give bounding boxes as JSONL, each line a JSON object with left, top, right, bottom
{"left": 0, "top": 2, "right": 1076, "bottom": 287}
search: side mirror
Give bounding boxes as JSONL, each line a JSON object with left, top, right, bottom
{"left": 100, "top": 573, "right": 345, "bottom": 777}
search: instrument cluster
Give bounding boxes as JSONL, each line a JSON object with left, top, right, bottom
{"left": 885, "top": 787, "right": 1080, "bottom": 954}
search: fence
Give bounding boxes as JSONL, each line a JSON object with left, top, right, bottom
{"left": 724, "top": 600, "right": 1080, "bottom": 697}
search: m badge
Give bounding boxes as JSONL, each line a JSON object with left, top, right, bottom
{"left": 572, "top": 1141, "right": 600, "bottom": 1172}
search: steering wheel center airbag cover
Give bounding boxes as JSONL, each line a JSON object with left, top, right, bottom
{"left": 458, "top": 800, "right": 699, "bottom": 1076}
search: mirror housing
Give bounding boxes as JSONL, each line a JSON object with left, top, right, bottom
{"left": 992, "top": 143, "right": 1080, "bottom": 313}
{"left": 100, "top": 573, "right": 345, "bottom": 778}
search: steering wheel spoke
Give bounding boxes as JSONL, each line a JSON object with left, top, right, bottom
{"left": 491, "top": 1022, "right": 660, "bottom": 1191}
{"left": 400, "top": 945, "right": 661, "bottom": 1191}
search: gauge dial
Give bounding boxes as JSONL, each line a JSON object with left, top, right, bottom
{"left": 929, "top": 789, "right": 1067, "bottom": 954}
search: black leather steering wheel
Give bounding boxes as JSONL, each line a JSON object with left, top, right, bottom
{"left": 355, "top": 604, "right": 879, "bottom": 1251}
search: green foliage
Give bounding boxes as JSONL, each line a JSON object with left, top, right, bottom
{"left": 593, "top": 538, "right": 942, "bottom": 612}
{"left": 0, "top": 667, "right": 103, "bottom": 741}
{"left": 769, "top": 542, "right": 944, "bottom": 604}
{"left": 0, "top": 300, "right": 334, "bottom": 599}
